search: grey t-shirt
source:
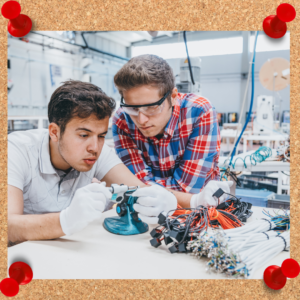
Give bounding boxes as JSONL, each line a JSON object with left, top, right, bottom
{"left": 8, "top": 129, "right": 122, "bottom": 214}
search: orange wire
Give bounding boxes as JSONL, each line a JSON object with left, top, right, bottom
{"left": 173, "top": 204, "right": 242, "bottom": 230}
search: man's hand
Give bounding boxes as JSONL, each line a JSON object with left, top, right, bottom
{"left": 60, "top": 182, "right": 112, "bottom": 235}
{"left": 132, "top": 185, "right": 177, "bottom": 224}
{"left": 190, "top": 181, "right": 234, "bottom": 208}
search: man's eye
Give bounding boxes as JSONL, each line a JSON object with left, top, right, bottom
{"left": 146, "top": 105, "right": 159, "bottom": 111}
{"left": 99, "top": 135, "right": 106, "bottom": 139}
{"left": 80, "top": 134, "right": 88, "bottom": 138}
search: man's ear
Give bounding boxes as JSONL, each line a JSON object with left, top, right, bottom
{"left": 171, "top": 87, "right": 178, "bottom": 106}
{"left": 49, "top": 123, "right": 60, "bottom": 142}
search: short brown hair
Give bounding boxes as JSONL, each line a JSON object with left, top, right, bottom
{"left": 48, "top": 80, "right": 115, "bottom": 135}
{"left": 114, "top": 54, "right": 175, "bottom": 105}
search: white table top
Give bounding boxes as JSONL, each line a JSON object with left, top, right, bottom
{"left": 220, "top": 129, "right": 247, "bottom": 138}
{"left": 243, "top": 134, "right": 288, "bottom": 141}
{"left": 7, "top": 207, "right": 289, "bottom": 280}
{"left": 221, "top": 129, "right": 288, "bottom": 140}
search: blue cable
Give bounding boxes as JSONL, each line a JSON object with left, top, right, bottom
{"left": 229, "top": 32, "right": 259, "bottom": 166}
{"left": 183, "top": 31, "right": 195, "bottom": 85}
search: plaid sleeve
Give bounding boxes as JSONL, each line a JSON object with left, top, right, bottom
{"left": 112, "top": 110, "right": 157, "bottom": 185}
{"left": 170, "top": 107, "right": 221, "bottom": 193}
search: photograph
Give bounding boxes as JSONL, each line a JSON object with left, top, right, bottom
{"left": 7, "top": 30, "right": 290, "bottom": 280}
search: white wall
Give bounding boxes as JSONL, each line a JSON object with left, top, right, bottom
{"left": 167, "top": 49, "right": 290, "bottom": 116}
{"left": 8, "top": 32, "right": 127, "bottom": 116}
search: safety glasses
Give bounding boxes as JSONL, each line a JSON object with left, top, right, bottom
{"left": 120, "top": 91, "right": 170, "bottom": 116}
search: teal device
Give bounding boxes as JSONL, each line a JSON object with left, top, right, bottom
{"left": 103, "top": 190, "right": 149, "bottom": 235}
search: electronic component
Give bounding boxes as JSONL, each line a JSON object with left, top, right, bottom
{"left": 168, "top": 245, "right": 178, "bottom": 254}
{"left": 212, "top": 188, "right": 225, "bottom": 205}
{"left": 103, "top": 186, "right": 149, "bottom": 235}
{"left": 150, "top": 229, "right": 162, "bottom": 238}
{"left": 158, "top": 212, "right": 167, "bottom": 225}
{"left": 150, "top": 238, "right": 161, "bottom": 248}
{"left": 163, "top": 233, "right": 173, "bottom": 245}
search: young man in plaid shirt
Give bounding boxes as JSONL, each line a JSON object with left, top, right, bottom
{"left": 112, "top": 54, "right": 233, "bottom": 222}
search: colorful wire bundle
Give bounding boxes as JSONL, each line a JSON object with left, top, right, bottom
{"left": 262, "top": 209, "right": 290, "bottom": 231}
{"left": 149, "top": 206, "right": 211, "bottom": 252}
{"left": 149, "top": 204, "right": 246, "bottom": 253}
{"left": 173, "top": 204, "right": 244, "bottom": 230}
{"left": 187, "top": 231, "right": 250, "bottom": 278}
{"left": 174, "top": 195, "right": 252, "bottom": 228}
{"left": 208, "top": 207, "right": 243, "bottom": 229}
{"left": 187, "top": 212, "right": 290, "bottom": 279}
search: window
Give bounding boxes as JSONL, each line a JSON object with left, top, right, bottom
{"left": 131, "top": 36, "right": 243, "bottom": 59}
{"left": 249, "top": 32, "right": 290, "bottom": 52}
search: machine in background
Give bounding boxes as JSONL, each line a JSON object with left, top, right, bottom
{"left": 281, "top": 110, "right": 290, "bottom": 134}
{"left": 253, "top": 95, "right": 274, "bottom": 134}
{"left": 256, "top": 57, "right": 290, "bottom": 134}
{"left": 176, "top": 57, "right": 201, "bottom": 94}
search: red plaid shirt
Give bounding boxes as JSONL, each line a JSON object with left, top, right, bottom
{"left": 112, "top": 93, "right": 221, "bottom": 194}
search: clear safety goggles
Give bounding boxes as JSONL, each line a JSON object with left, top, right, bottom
{"left": 120, "top": 91, "right": 170, "bottom": 116}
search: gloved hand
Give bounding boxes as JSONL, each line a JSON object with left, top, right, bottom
{"left": 132, "top": 185, "right": 177, "bottom": 224}
{"left": 190, "top": 181, "right": 234, "bottom": 208}
{"left": 60, "top": 182, "right": 112, "bottom": 235}
{"left": 91, "top": 178, "right": 114, "bottom": 211}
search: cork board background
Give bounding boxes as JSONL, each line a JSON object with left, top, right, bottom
{"left": 0, "top": 0, "right": 299, "bottom": 299}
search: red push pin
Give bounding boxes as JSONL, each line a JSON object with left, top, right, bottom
{"left": 0, "top": 262, "right": 33, "bottom": 297}
{"left": 9, "top": 262, "right": 33, "bottom": 285}
{"left": 264, "top": 258, "right": 300, "bottom": 290}
{"left": 263, "top": 3, "right": 296, "bottom": 39}
{"left": 0, "top": 278, "right": 19, "bottom": 297}
{"left": 1, "top": 1, "right": 32, "bottom": 38}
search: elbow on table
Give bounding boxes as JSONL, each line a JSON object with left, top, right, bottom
{"left": 7, "top": 214, "right": 26, "bottom": 247}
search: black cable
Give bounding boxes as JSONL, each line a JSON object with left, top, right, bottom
{"left": 230, "top": 201, "right": 248, "bottom": 219}
{"left": 29, "top": 31, "right": 130, "bottom": 62}
{"left": 262, "top": 232, "right": 269, "bottom": 240}
{"left": 262, "top": 218, "right": 272, "bottom": 231}
{"left": 277, "top": 235, "right": 287, "bottom": 251}
{"left": 183, "top": 31, "right": 195, "bottom": 85}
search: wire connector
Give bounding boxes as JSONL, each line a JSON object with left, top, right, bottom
{"left": 150, "top": 229, "right": 162, "bottom": 238}
{"left": 150, "top": 238, "right": 162, "bottom": 248}
{"left": 212, "top": 188, "right": 225, "bottom": 199}
{"left": 158, "top": 212, "right": 167, "bottom": 225}
{"left": 168, "top": 244, "right": 178, "bottom": 254}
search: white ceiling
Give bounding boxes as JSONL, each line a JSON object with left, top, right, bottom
{"left": 95, "top": 31, "right": 178, "bottom": 47}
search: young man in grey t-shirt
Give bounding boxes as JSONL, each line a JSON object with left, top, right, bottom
{"left": 8, "top": 80, "right": 178, "bottom": 246}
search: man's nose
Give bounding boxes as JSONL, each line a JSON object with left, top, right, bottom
{"left": 138, "top": 111, "right": 149, "bottom": 124}
{"left": 87, "top": 136, "right": 100, "bottom": 153}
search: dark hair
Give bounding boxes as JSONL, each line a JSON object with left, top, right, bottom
{"left": 48, "top": 80, "right": 116, "bottom": 135}
{"left": 114, "top": 54, "right": 175, "bottom": 105}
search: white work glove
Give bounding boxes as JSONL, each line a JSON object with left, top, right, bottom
{"left": 132, "top": 185, "right": 177, "bottom": 224}
{"left": 91, "top": 178, "right": 114, "bottom": 211}
{"left": 60, "top": 182, "right": 112, "bottom": 236}
{"left": 190, "top": 181, "right": 234, "bottom": 208}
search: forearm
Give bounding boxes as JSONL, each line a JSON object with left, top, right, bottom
{"left": 166, "top": 188, "right": 193, "bottom": 208}
{"left": 8, "top": 213, "right": 65, "bottom": 245}
{"left": 138, "top": 176, "right": 193, "bottom": 207}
